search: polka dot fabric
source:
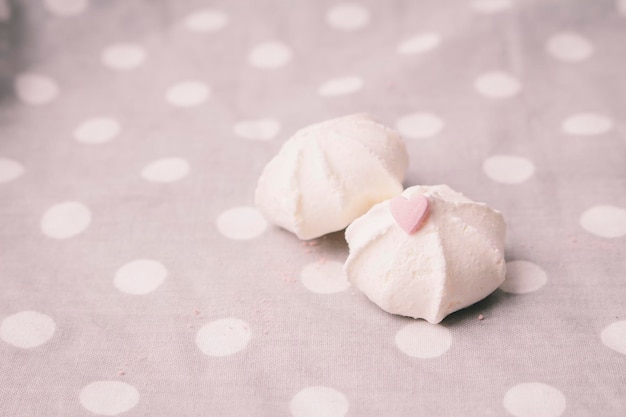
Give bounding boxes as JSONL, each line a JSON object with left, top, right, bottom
{"left": 0, "top": 1, "right": 624, "bottom": 416}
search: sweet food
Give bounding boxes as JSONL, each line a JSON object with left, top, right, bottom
{"left": 344, "top": 184, "right": 506, "bottom": 323}
{"left": 255, "top": 114, "right": 409, "bottom": 240}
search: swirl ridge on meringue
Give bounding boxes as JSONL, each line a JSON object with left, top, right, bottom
{"left": 255, "top": 114, "right": 409, "bottom": 240}
{"left": 344, "top": 184, "right": 506, "bottom": 323}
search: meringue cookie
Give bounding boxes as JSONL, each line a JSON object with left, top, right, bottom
{"left": 344, "top": 185, "right": 506, "bottom": 323}
{"left": 255, "top": 114, "right": 409, "bottom": 240}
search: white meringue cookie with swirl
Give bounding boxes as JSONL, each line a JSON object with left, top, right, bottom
{"left": 344, "top": 185, "right": 506, "bottom": 323}
{"left": 255, "top": 114, "right": 409, "bottom": 240}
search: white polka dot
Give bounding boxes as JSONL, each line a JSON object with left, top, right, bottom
{"left": 503, "top": 383, "right": 566, "bottom": 417}
{"left": 326, "top": 3, "right": 370, "bottom": 31}
{"left": 500, "top": 261, "right": 547, "bottom": 294}
{"left": 0, "top": 158, "right": 24, "bottom": 183}
{"left": 0, "top": 311, "right": 56, "bottom": 348}
{"left": 184, "top": 9, "right": 228, "bottom": 32}
{"left": 580, "top": 205, "right": 626, "bottom": 238}
{"left": 248, "top": 41, "right": 292, "bottom": 69}
{"left": 482, "top": 155, "right": 535, "bottom": 184}
{"left": 396, "top": 112, "right": 444, "bottom": 139}
{"left": 165, "top": 81, "right": 210, "bottom": 107}
{"left": 101, "top": 43, "right": 146, "bottom": 71}
{"left": 80, "top": 381, "right": 139, "bottom": 416}
{"left": 216, "top": 206, "right": 267, "bottom": 240}
{"left": 318, "top": 76, "right": 363, "bottom": 97}
{"left": 73, "top": 117, "right": 121, "bottom": 144}
{"left": 546, "top": 32, "right": 594, "bottom": 62}
{"left": 196, "top": 318, "right": 251, "bottom": 356}
{"left": 300, "top": 261, "right": 350, "bottom": 294}
{"left": 395, "top": 322, "right": 452, "bottom": 358}
{"left": 141, "top": 157, "right": 190, "bottom": 183}
{"left": 114, "top": 259, "right": 167, "bottom": 295}
{"left": 14, "top": 73, "right": 59, "bottom": 105}
{"left": 562, "top": 113, "right": 613, "bottom": 136}
{"left": 290, "top": 386, "right": 349, "bottom": 417}
{"left": 41, "top": 201, "right": 91, "bottom": 239}
{"left": 474, "top": 71, "right": 522, "bottom": 98}
{"left": 44, "top": 0, "right": 87, "bottom": 16}
{"left": 396, "top": 33, "right": 441, "bottom": 55}
{"left": 233, "top": 118, "right": 281, "bottom": 141}
{"left": 601, "top": 320, "right": 626, "bottom": 355}
{"left": 619, "top": 0, "right": 626, "bottom": 16}
{"left": 471, "top": 0, "right": 513, "bottom": 13}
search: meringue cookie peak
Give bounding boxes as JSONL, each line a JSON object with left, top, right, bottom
{"left": 255, "top": 114, "right": 409, "bottom": 240}
{"left": 344, "top": 185, "right": 506, "bottom": 324}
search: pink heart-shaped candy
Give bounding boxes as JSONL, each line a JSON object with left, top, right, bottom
{"left": 389, "top": 194, "right": 430, "bottom": 235}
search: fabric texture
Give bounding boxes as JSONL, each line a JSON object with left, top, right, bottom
{"left": 1, "top": 0, "right": 625, "bottom": 416}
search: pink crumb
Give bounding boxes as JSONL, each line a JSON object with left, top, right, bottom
{"left": 478, "top": 314, "right": 485, "bottom": 321}
{"left": 117, "top": 369, "right": 126, "bottom": 376}
{"left": 281, "top": 274, "right": 297, "bottom": 284}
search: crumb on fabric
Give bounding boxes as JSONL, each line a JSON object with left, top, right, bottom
{"left": 281, "top": 274, "right": 297, "bottom": 284}
{"left": 478, "top": 314, "right": 485, "bottom": 321}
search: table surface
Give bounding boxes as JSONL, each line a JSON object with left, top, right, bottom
{"left": 1, "top": 0, "right": 625, "bottom": 416}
